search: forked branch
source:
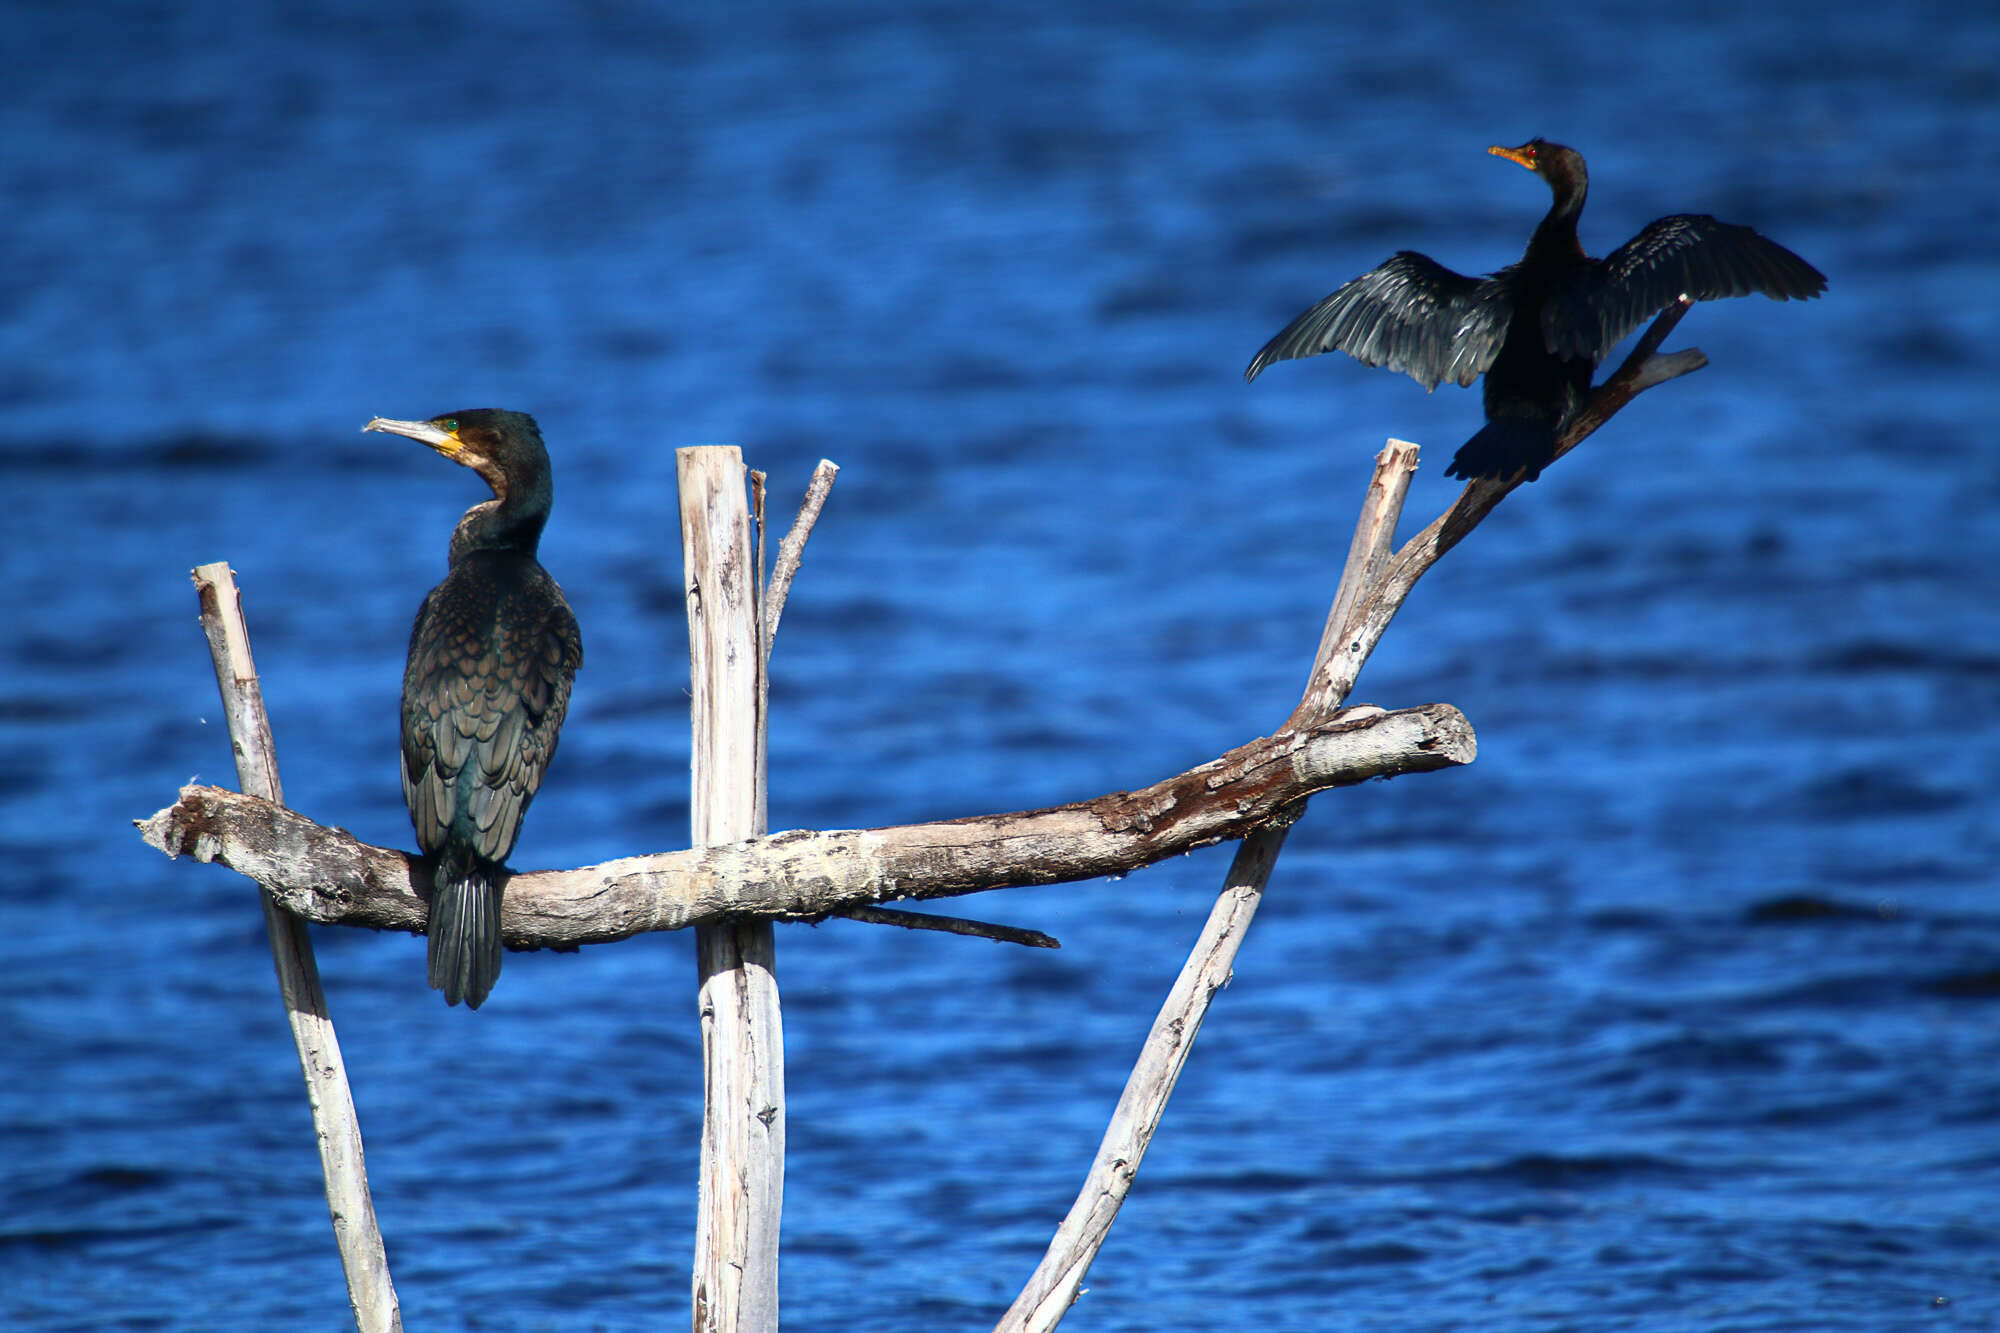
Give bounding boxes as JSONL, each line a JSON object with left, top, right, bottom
{"left": 1292, "top": 299, "right": 1703, "bottom": 724}
{"left": 1003, "top": 304, "right": 1707, "bottom": 1332}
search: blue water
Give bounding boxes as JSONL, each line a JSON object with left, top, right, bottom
{"left": 4, "top": 1, "right": 1999, "bottom": 1329}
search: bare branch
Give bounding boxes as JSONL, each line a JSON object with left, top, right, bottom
{"left": 1002, "top": 443, "right": 1422, "bottom": 1331}
{"left": 1288, "top": 440, "right": 1423, "bottom": 730}
{"left": 1000, "top": 308, "right": 1705, "bottom": 1325}
{"left": 1296, "top": 301, "right": 1706, "bottom": 721}
{"left": 754, "top": 468, "right": 771, "bottom": 839}
{"left": 190, "top": 563, "right": 402, "bottom": 1333}
{"left": 138, "top": 701, "right": 1472, "bottom": 941}
{"left": 1550, "top": 296, "right": 1704, "bottom": 467}
{"left": 763, "top": 459, "right": 840, "bottom": 647}
{"left": 1315, "top": 440, "right": 1421, "bottom": 684}
{"left": 995, "top": 814, "right": 1293, "bottom": 1333}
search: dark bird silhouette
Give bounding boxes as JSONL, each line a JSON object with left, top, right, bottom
{"left": 366, "top": 410, "right": 582, "bottom": 1008}
{"left": 1245, "top": 139, "right": 1826, "bottom": 481}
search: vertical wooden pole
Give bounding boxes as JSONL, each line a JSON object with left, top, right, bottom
{"left": 678, "top": 448, "right": 784, "bottom": 1333}
{"left": 191, "top": 563, "right": 403, "bottom": 1333}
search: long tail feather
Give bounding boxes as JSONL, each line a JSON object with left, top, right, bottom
{"left": 1447, "top": 419, "right": 1560, "bottom": 483}
{"left": 427, "top": 845, "right": 505, "bottom": 1009}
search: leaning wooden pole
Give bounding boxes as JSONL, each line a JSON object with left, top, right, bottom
{"left": 191, "top": 563, "right": 402, "bottom": 1333}
{"left": 995, "top": 442, "right": 1419, "bottom": 1333}
{"left": 1000, "top": 303, "right": 1709, "bottom": 1330}
{"left": 679, "top": 448, "right": 784, "bottom": 1333}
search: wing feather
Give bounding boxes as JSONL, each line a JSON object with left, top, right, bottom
{"left": 1546, "top": 214, "right": 1826, "bottom": 361}
{"left": 1246, "top": 251, "right": 1510, "bottom": 390}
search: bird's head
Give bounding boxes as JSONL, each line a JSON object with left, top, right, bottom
{"left": 1488, "top": 139, "right": 1588, "bottom": 200}
{"left": 364, "top": 409, "right": 549, "bottom": 504}
{"left": 365, "top": 409, "right": 541, "bottom": 469}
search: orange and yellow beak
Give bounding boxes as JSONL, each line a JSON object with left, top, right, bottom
{"left": 1488, "top": 142, "right": 1539, "bottom": 172}
{"left": 364, "top": 416, "right": 464, "bottom": 459}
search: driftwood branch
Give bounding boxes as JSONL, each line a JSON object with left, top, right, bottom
{"left": 191, "top": 563, "right": 402, "bottom": 1333}
{"left": 997, "top": 441, "right": 1419, "bottom": 1332}
{"left": 1295, "top": 300, "right": 1704, "bottom": 724}
{"left": 1000, "top": 819, "right": 1292, "bottom": 1332}
{"left": 1003, "top": 306, "right": 1707, "bottom": 1330}
{"left": 129, "top": 302, "right": 1717, "bottom": 1333}
{"left": 137, "top": 700, "right": 1471, "bottom": 937}
{"left": 763, "top": 459, "right": 839, "bottom": 648}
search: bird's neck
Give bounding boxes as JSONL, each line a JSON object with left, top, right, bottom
{"left": 1528, "top": 186, "right": 1587, "bottom": 260}
{"left": 449, "top": 470, "right": 551, "bottom": 561}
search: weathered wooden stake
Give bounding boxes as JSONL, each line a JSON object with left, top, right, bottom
{"left": 1000, "top": 302, "right": 1707, "bottom": 1329}
{"left": 995, "top": 442, "right": 1419, "bottom": 1333}
{"left": 680, "top": 448, "right": 784, "bottom": 1333}
{"left": 191, "top": 563, "right": 402, "bottom": 1333}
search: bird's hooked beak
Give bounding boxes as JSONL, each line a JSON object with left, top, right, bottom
{"left": 1488, "top": 142, "right": 1539, "bottom": 172}
{"left": 364, "top": 416, "right": 464, "bottom": 459}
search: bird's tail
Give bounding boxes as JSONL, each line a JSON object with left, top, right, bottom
{"left": 1446, "top": 419, "right": 1559, "bottom": 483}
{"left": 428, "top": 844, "right": 506, "bottom": 1009}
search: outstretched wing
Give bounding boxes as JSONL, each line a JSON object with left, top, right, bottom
{"left": 401, "top": 560, "right": 582, "bottom": 864}
{"left": 1545, "top": 214, "right": 1826, "bottom": 361}
{"left": 1245, "top": 251, "right": 1509, "bottom": 391}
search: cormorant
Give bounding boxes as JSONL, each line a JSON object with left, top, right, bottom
{"left": 1245, "top": 139, "right": 1826, "bottom": 481}
{"left": 365, "top": 410, "right": 582, "bottom": 1009}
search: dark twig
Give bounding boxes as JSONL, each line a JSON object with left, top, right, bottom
{"left": 830, "top": 905, "right": 1059, "bottom": 949}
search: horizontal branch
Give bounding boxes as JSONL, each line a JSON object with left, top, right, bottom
{"left": 138, "top": 702, "right": 1473, "bottom": 948}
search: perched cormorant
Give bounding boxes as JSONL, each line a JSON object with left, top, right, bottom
{"left": 365, "top": 410, "right": 582, "bottom": 1009}
{"left": 1245, "top": 139, "right": 1826, "bottom": 481}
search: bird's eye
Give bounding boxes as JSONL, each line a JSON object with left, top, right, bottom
{"left": 440, "top": 418, "right": 460, "bottom": 432}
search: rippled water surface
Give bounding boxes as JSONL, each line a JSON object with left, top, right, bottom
{"left": 5, "top": 2, "right": 1999, "bottom": 1330}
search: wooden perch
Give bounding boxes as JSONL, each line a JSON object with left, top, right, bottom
{"left": 191, "top": 563, "right": 402, "bottom": 1333}
{"left": 138, "top": 701, "right": 1471, "bottom": 939}
{"left": 683, "top": 446, "right": 785, "bottom": 1333}
{"left": 997, "top": 440, "right": 1418, "bottom": 1333}
{"left": 1292, "top": 298, "right": 1705, "bottom": 725}
{"left": 1001, "top": 305, "right": 1710, "bottom": 1331}
{"left": 131, "top": 290, "right": 1713, "bottom": 1333}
